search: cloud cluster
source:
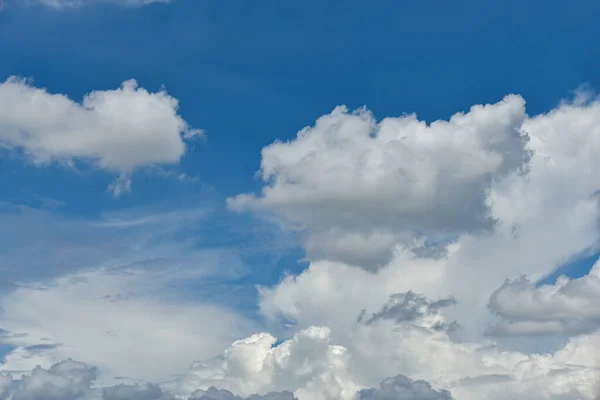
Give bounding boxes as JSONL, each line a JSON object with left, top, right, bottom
{"left": 102, "top": 383, "right": 175, "bottom": 400}
{"left": 225, "top": 91, "right": 600, "bottom": 398}
{"left": 228, "top": 97, "right": 530, "bottom": 268}
{"left": 178, "top": 319, "right": 599, "bottom": 400}
{"left": 3, "top": 84, "right": 600, "bottom": 400}
{"left": 0, "top": 360, "right": 96, "bottom": 400}
{"left": 0, "top": 77, "right": 201, "bottom": 194}
{"left": 356, "top": 375, "right": 452, "bottom": 400}
{"left": 178, "top": 326, "right": 360, "bottom": 400}
{"left": 189, "top": 387, "right": 295, "bottom": 400}
{"left": 488, "top": 259, "right": 600, "bottom": 336}
{"left": 0, "top": 360, "right": 455, "bottom": 400}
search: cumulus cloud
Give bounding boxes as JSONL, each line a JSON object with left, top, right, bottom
{"left": 488, "top": 258, "right": 600, "bottom": 336}
{"left": 226, "top": 91, "right": 600, "bottom": 399}
{"left": 178, "top": 326, "right": 361, "bottom": 400}
{"left": 355, "top": 375, "right": 452, "bottom": 400}
{"left": 189, "top": 387, "right": 295, "bottom": 400}
{"left": 255, "top": 92, "right": 600, "bottom": 340}
{"left": 5, "top": 90, "right": 600, "bottom": 400}
{"left": 176, "top": 319, "right": 599, "bottom": 400}
{"left": 0, "top": 77, "right": 201, "bottom": 195}
{"left": 1, "top": 360, "right": 97, "bottom": 400}
{"left": 228, "top": 97, "right": 530, "bottom": 267}
{"left": 102, "top": 383, "right": 175, "bottom": 400}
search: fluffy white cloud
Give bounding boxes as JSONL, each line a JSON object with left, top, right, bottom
{"left": 355, "top": 375, "right": 452, "bottom": 400}
{"left": 102, "top": 383, "right": 175, "bottom": 400}
{"left": 177, "top": 317, "right": 599, "bottom": 400}
{"left": 488, "top": 258, "right": 600, "bottom": 336}
{"left": 0, "top": 77, "right": 201, "bottom": 194}
{"left": 178, "top": 326, "right": 361, "bottom": 400}
{"left": 1, "top": 360, "right": 97, "bottom": 400}
{"left": 250, "top": 92, "right": 600, "bottom": 337}
{"left": 228, "top": 97, "right": 530, "bottom": 267}
{"left": 5, "top": 90, "right": 600, "bottom": 400}
{"left": 220, "top": 92, "right": 600, "bottom": 399}
{"left": 189, "top": 387, "right": 295, "bottom": 400}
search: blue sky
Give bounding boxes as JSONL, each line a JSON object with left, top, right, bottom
{"left": 1, "top": 1, "right": 600, "bottom": 399}
{"left": 1, "top": 0, "right": 599, "bottom": 214}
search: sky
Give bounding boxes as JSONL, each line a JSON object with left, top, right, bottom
{"left": 0, "top": 1, "right": 600, "bottom": 400}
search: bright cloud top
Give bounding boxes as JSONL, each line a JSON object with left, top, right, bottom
{"left": 0, "top": 77, "right": 201, "bottom": 194}
{"left": 228, "top": 97, "right": 530, "bottom": 267}
{"left": 178, "top": 321, "right": 599, "bottom": 400}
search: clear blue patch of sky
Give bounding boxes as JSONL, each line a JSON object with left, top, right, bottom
{"left": 0, "top": 343, "right": 16, "bottom": 360}
{"left": 537, "top": 251, "right": 600, "bottom": 286}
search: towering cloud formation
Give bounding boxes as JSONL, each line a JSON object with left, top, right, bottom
{"left": 225, "top": 91, "right": 600, "bottom": 399}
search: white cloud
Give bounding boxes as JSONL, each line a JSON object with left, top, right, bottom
{"left": 218, "top": 91, "right": 600, "bottom": 399}
{"left": 355, "top": 375, "right": 452, "bottom": 400}
{"left": 5, "top": 90, "right": 600, "bottom": 400}
{"left": 102, "top": 383, "right": 175, "bottom": 400}
{"left": 3, "top": 359, "right": 97, "bottom": 400}
{"left": 0, "top": 204, "right": 260, "bottom": 386}
{"left": 177, "top": 317, "right": 599, "bottom": 400}
{"left": 0, "top": 77, "right": 201, "bottom": 195}
{"left": 189, "top": 387, "right": 295, "bottom": 400}
{"left": 178, "top": 326, "right": 361, "bottom": 400}
{"left": 488, "top": 258, "right": 600, "bottom": 336}
{"left": 228, "top": 97, "right": 530, "bottom": 268}
{"left": 0, "top": 264, "right": 257, "bottom": 386}
{"left": 240, "top": 92, "right": 600, "bottom": 339}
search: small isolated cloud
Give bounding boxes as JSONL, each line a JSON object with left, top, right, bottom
{"left": 488, "top": 259, "right": 600, "bottom": 336}
{"left": 0, "top": 77, "right": 202, "bottom": 195}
